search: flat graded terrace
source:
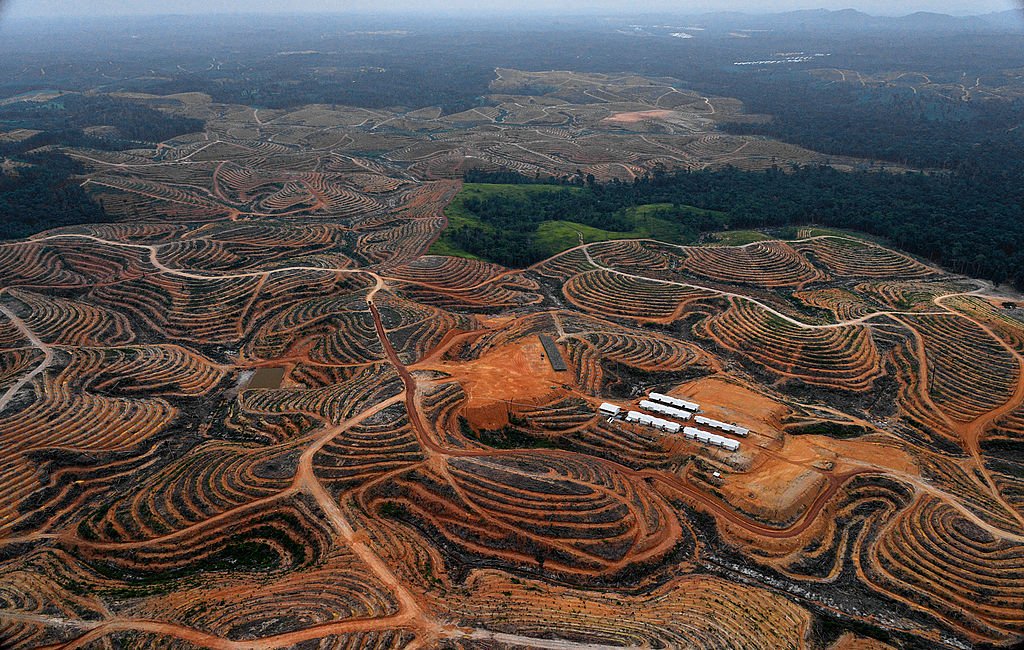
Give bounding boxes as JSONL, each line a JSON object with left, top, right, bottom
{"left": 0, "top": 69, "right": 1022, "bottom": 650}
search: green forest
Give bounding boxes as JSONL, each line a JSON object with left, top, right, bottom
{"left": 445, "top": 166, "right": 1024, "bottom": 289}
{"left": 0, "top": 152, "right": 107, "bottom": 240}
{"left": 1, "top": 20, "right": 1021, "bottom": 285}
{"left": 716, "top": 77, "right": 1024, "bottom": 171}
{"left": 429, "top": 182, "right": 713, "bottom": 265}
{"left": 0, "top": 94, "right": 204, "bottom": 153}
{"left": 0, "top": 94, "right": 203, "bottom": 240}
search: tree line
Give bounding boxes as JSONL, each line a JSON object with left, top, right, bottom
{"left": 0, "top": 152, "right": 108, "bottom": 240}
{"left": 461, "top": 166, "right": 1024, "bottom": 289}
{"left": 0, "top": 94, "right": 204, "bottom": 241}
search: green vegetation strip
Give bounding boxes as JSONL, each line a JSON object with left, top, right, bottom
{"left": 430, "top": 167, "right": 1024, "bottom": 289}
{"left": 429, "top": 182, "right": 721, "bottom": 266}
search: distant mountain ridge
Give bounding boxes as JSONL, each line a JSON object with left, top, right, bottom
{"left": 672, "top": 7, "right": 1024, "bottom": 33}
{"left": 2, "top": 7, "right": 1022, "bottom": 38}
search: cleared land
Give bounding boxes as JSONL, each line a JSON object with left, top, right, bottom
{"left": 0, "top": 69, "right": 1022, "bottom": 650}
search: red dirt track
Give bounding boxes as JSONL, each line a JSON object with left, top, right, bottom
{"left": 2, "top": 71, "right": 1024, "bottom": 649}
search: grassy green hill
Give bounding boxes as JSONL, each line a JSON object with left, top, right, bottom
{"left": 429, "top": 183, "right": 723, "bottom": 266}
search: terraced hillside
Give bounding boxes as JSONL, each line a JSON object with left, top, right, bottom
{"left": 1, "top": 70, "right": 1023, "bottom": 650}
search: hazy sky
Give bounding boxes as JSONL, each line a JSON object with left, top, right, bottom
{"left": 2, "top": 0, "right": 1020, "bottom": 18}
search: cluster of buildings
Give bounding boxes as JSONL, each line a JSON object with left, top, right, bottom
{"left": 639, "top": 399, "right": 693, "bottom": 421}
{"left": 733, "top": 53, "right": 829, "bottom": 66}
{"left": 598, "top": 391, "right": 746, "bottom": 453}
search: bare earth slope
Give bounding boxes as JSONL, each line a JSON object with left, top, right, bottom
{"left": 1, "top": 71, "right": 1022, "bottom": 649}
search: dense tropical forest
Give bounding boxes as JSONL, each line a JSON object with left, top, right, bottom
{"left": 716, "top": 78, "right": 1024, "bottom": 171}
{"left": 431, "top": 179, "right": 716, "bottom": 266}
{"left": 0, "top": 13, "right": 1021, "bottom": 285}
{"left": 0, "top": 152, "right": 107, "bottom": 240}
{"left": 445, "top": 166, "right": 1024, "bottom": 289}
{"left": 0, "top": 94, "right": 204, "bottom": 154}
{"left": 0, "top": 94, "right": 204, "bottom": 239}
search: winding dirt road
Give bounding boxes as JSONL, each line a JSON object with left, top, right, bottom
{"left": 4, "top": 228, "right": 1022, "bottom": 649}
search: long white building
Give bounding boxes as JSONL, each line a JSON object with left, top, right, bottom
{"left": 694, "top": 416, "right": 749, "bottom": 437}
{"left": 625, "top": 410, "right": 681, "bottom": 434}
{"left": 599, "top": 403, "right": 622, "bottom": 417}
{"left": 649, "top": 392, "right": 700, "bottom": 412}
{"left": 639, "top": 400, "right": 692, "bottom": 421}
{"left": 683, "top": 426, "right": 740, "bottom": 452}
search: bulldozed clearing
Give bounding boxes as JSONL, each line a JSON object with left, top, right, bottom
{"left": 0, "top": 69, "right": 1022, "bottom": 650}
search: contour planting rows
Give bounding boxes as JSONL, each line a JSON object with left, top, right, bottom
{"left": 450, "top": 571, "right": 811, "bottom": 649}
{"left": 360, "top": 453, "right": 683, "bottom": 581}
{"left": 906, "top": 314, "right": 1020, "bottom": 422}
{"left": 681, "top": 241, "right": 825, "bottom": 287}
{"left": 868, "top": 495, "right": 1024, "bottom": 643}
{"left": 699, "top": 298, "right": 886, "bottom": 390}
{"left": 794, "top": 237, "right": 940, "bottom": 279}
{"left": 3, "top": 73, "right": 1024, "bottom": 649}
{"left": 78, "top": 441, "right": 300, "bottom": 543}
{"left": 564, "top": 269, "right": 713, "bottom": 321}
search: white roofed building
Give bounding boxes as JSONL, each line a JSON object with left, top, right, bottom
{"left": 639, "top": 400, "right": 692, "bottom": 421}
{"left": 599, "top": 403, "right": 622, "bottom": 417}
{"left": 694, "top": 416, "right": 749, "bottom": 437}
{"left": 648, "top": 392, "right": 700, "bottom": 412}
{"left": 625, "top": 410, "right": 680, "bottom": 434}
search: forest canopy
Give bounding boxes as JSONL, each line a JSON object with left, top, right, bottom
{"left": 447, "top": 167, "right": 1024, "bottom": 289}
{"left": 0, "top": 152, "right": 108, "bottom": 240}
{"left": 0, "top": 94, "right": 204, "bottom": 240}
